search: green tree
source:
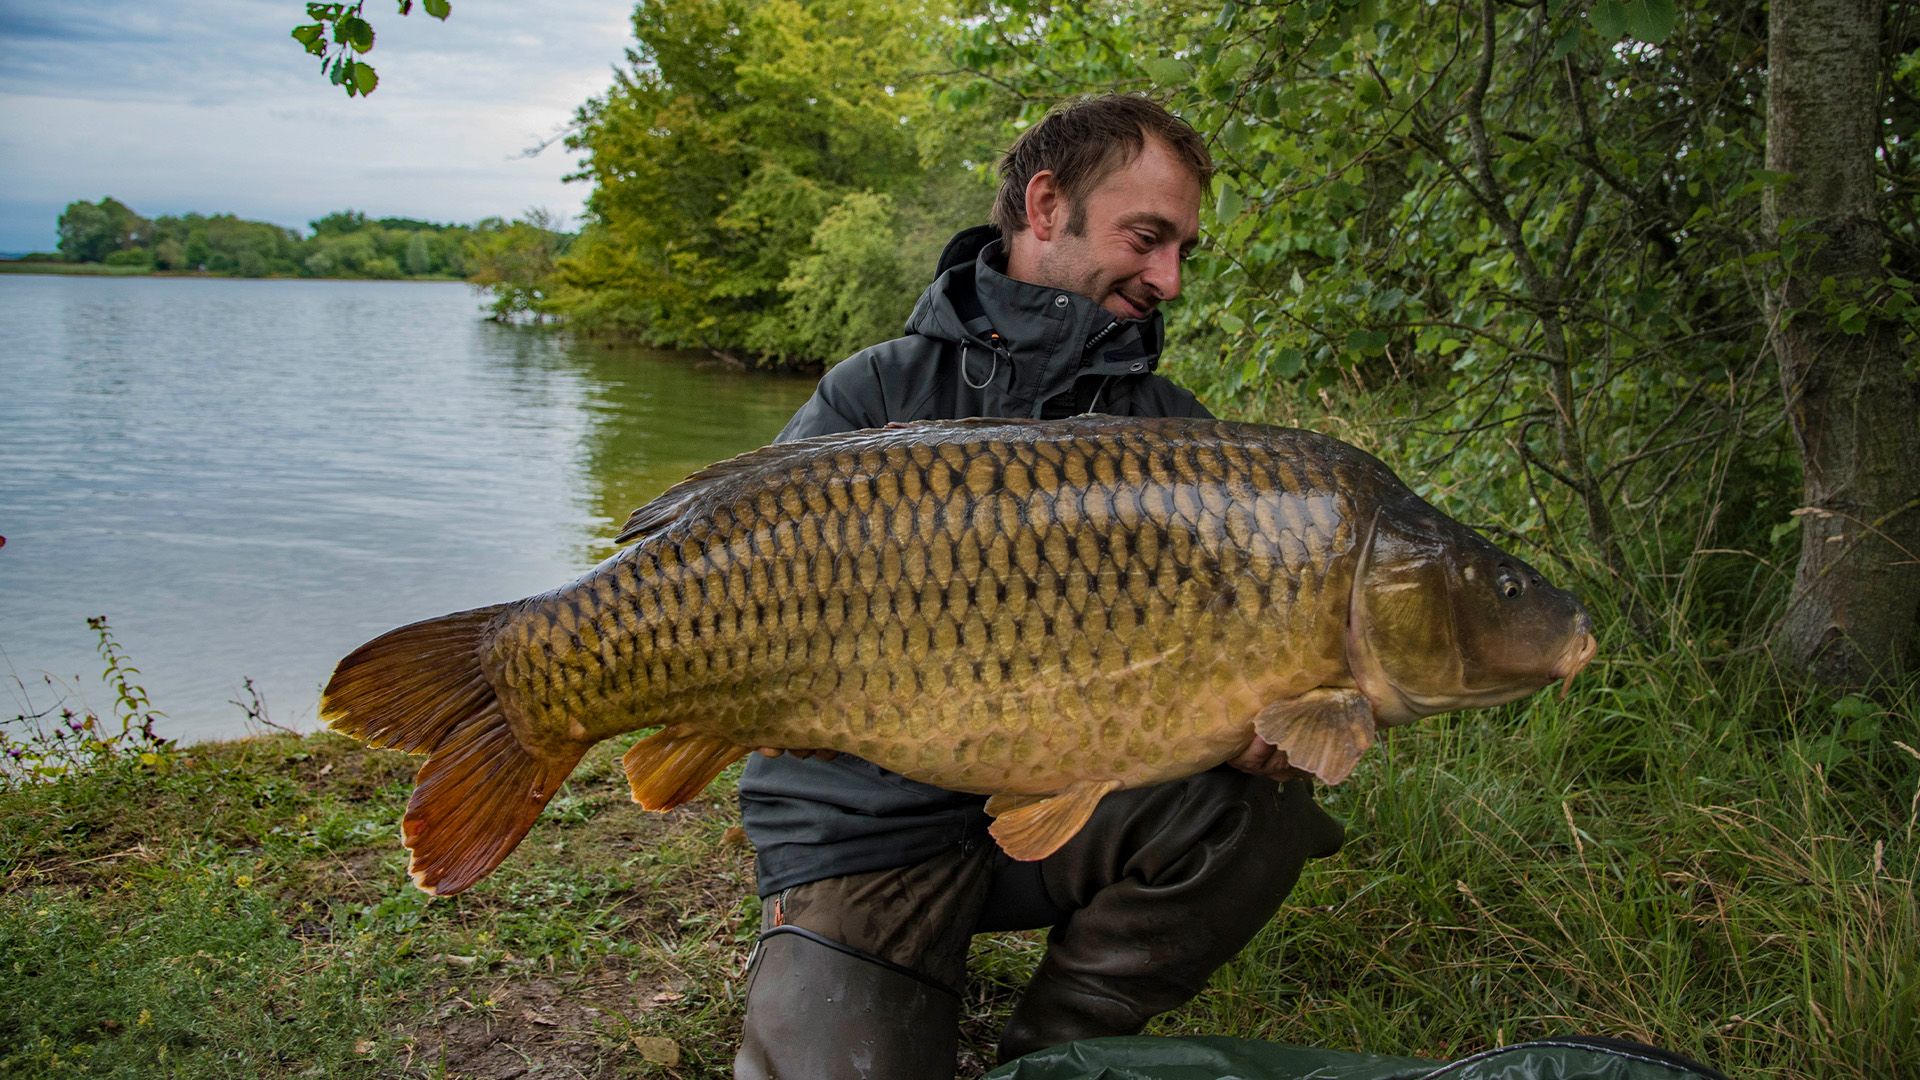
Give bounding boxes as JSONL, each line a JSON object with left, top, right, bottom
{"left": 57, "top": 197, "right": 150, "bottom": 263}
{"left": 548, "top": 0, "right": 982, "bottom": 358}
{"left": 404, "top": 231, "right": 435, "bottom": 275}
{"left": 766, "top": 192, "right": 915, "bottom": 362}
{"left": 1765, "top": 0, "right": 1920, "bottom": 680}
{"left": 465, "top": 212, "right": 573, "bottom": 322}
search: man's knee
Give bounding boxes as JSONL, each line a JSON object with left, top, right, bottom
{"left": 735, "top": 927, "right": 958, "bottom": 1080}
{"left": 1047, "top": 770, "right": 1343, "bottom": 904}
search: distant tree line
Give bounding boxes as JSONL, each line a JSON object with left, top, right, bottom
{"left": 50, "top": 197, "right": 568, "bottom": 284}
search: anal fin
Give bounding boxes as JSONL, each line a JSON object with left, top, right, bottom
{"left": 1251, "top": 688, "right": 1376, "bottom": 785}
{"left": 623, "top": 727, "right": 749, "bottom": 811}
{"left": 987, "top": 779, "right": 1121, "bottom": 861}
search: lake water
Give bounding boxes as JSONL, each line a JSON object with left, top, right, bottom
{"left": 0, "top": 275, "right": 815, "bottom": 743}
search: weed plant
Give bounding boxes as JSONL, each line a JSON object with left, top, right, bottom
{"left": 3, "top": 617, "right": 176, "bottom": 786}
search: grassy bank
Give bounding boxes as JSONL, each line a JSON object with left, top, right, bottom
{"left": 3, "top": 659, "right": 1915, "bottom": 1077}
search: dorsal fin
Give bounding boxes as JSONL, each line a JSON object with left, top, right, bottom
{"left": 612, "top": 417, "right": 1047, "bottom": 544}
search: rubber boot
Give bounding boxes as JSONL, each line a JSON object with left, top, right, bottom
{"left": 995, "top": 772, "right": 1343, "bottom": 1061}
{"left": 734, "top": 925, "right": 961, "bottom": 1080}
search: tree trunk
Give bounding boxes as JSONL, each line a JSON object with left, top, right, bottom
{"left": 1765, "top": 0, "right": 1920, "bottom": 683}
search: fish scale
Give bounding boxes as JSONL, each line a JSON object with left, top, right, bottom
{"left": 323, "top": 414, "right": 1596, "bottom": 895}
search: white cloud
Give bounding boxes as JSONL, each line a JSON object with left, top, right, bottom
{"left": 0, "top": 0, "right": 632, "bottom": 249}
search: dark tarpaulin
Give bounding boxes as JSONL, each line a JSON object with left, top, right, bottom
{"left": 985, "top": 1035, "right": 1731, "bottom": 1080}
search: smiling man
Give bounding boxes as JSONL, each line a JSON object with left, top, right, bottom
{"left": 732, "top": 94, "right": 1346, "bottom": 1078}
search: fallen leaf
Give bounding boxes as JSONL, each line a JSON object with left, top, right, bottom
{"left": 521, "top": 1008, "right": 558, "bottom": 1027}
{"left": 633, "top": 1036, "right": 681, "bottom": 1065}
{"left": 650, "top": 990, "right": 685, "bottom": 1004}
{"left": 354, "top": 1040, "right": 375, "bottom": 1055}
{"left": 721, "top": 825, "right": 748, "bottom": 846}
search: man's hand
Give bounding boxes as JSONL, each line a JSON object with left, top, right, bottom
{"left": 1228, "top": 734, "right": 1308, "bottom": 781}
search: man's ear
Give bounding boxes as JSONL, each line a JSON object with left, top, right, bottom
{"left": 1024, "top": 170, "right": 1064, "bottom": 242}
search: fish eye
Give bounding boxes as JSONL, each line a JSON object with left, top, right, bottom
{"left": 1498, "top": 570, "right": 1524, "bottom": 599}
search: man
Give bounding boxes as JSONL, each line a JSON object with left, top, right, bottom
{"left": 734, "top": 94, "right": 1346, "bottom": 1079}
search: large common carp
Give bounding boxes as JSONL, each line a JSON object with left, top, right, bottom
{"left": 323, "top": 416, "right": 1596, "bottom": 895}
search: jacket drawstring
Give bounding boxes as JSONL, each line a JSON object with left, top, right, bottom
{"left": 962, "top": 331, "right": 1007, "bottom": 391}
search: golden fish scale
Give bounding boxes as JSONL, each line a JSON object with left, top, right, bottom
{"left": 487, "top": 420, "right": 1370, "bottom": 794}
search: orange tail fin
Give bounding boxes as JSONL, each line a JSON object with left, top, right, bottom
{"left": 321, "top": 605, "right": 583, "bottom": 896}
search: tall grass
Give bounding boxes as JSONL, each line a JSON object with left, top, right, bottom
{"left": 983, "top": 638, "right": 1915, "bottom": 1076}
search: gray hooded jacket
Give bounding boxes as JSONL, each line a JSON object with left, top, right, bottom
{"left": 739, "top": 225, "right": 1212, "bottom": 895}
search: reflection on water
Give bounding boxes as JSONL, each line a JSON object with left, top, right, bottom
{"left": 0, "top": 275, "right": 814, "bottom": 742}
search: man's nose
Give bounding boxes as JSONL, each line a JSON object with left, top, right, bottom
{"left": 1143, "top": 245, "right": 1182, "bottom": 301}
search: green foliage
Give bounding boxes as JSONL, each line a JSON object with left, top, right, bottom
{"left": 48, "top": 197, "right": 483, "bottom": 279}
{"left": 56, "top": 197, "right": 149, "bottom": 263}
{"left": 291, "top": 0, "right": 451, "bottom": 98}
{"left": 2, "top": 618, "right": 176, "bottom": 787}
{"left": 547, "top": 0, "right": 987, "bottom": 360}
{"left": 758, "top": 192, "right": 916, "bottom": 362}
{"left": 464, "top": 211, "right": 573, "bottom": 322}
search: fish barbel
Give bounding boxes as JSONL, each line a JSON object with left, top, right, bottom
{"left": 322, "top": 416, "right": 1596, "bottom": 895}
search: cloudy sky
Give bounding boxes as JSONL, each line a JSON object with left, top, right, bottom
{"left": 0, "top": 1, "right": 634, "bottom": 252}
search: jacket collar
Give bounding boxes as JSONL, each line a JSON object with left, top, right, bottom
{"left": 906, "top": 226, "right": 1165, "bottom": 413}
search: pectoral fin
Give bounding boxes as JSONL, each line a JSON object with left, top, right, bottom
{"left": 623, "top": 727, "right": 748, "bottom": 811}
{"left": 1251, "top": 688, "right": 1377, "bottom": 785}
{"left": 986, "top": 779, "right": 1122, "bottom": 861}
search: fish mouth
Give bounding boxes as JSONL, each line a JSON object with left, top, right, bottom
{"left": 1551, "top": 622, "right": 1599, "bottom": 698}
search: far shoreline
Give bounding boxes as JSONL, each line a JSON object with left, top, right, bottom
{"left": 0, "top": 260, "right": 466, "bottom": 283}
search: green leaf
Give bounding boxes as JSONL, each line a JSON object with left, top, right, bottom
{"left": 1589, "top": 0, "right": 1628, "bottom": 40}
{"left": 1214, "top": 181, "right": 1244, "bottom": 224}
{"left": 291, "top": 22, "right": 325, "bottom": 48}
{"left": 1218, "top": 311, "right": 1246, "bottom": 334}
{"left": 1220, "top": 118, "right": 1250, "bottom": 155}
{"left": 1141, "top": 57, "right": 1188, "bottom": 86}
{"left": 340, "top": 16, "right": 375, "bottom": 53}
{"left": 423, "top": 0, "right": 452, "bottom": 18}
{"left": 352, "top": 61, "right": 379, "bottom": 96}
{"left": 1550, "top": 25, "right": 1581, "bottom": 60}
{"left": 1621, "top": 0, "right": 1674, "bottom": 44}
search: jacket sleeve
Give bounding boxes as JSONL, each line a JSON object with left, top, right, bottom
{"left": 776, "top": 352, "right": 892, "bottom": 443}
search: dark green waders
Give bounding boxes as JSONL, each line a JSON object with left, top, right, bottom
{"left": 733, "top": 771, "right": 1345, "bottom": 1079}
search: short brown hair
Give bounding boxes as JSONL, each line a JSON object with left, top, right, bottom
{"left": 991, "top": 94, "right": 1213, "bottom": 237}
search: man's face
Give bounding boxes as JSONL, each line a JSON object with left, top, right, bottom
{"left": 1028, "top": 137, "right": 1203, "bottom": 322}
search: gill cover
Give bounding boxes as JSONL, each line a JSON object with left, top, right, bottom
{"left": 1347, "top": 500, "right": 1594, "bottom": 722}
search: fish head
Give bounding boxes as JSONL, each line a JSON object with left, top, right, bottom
{"left": 1346, "top": 504, "right": 1597, "bottom": 726}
